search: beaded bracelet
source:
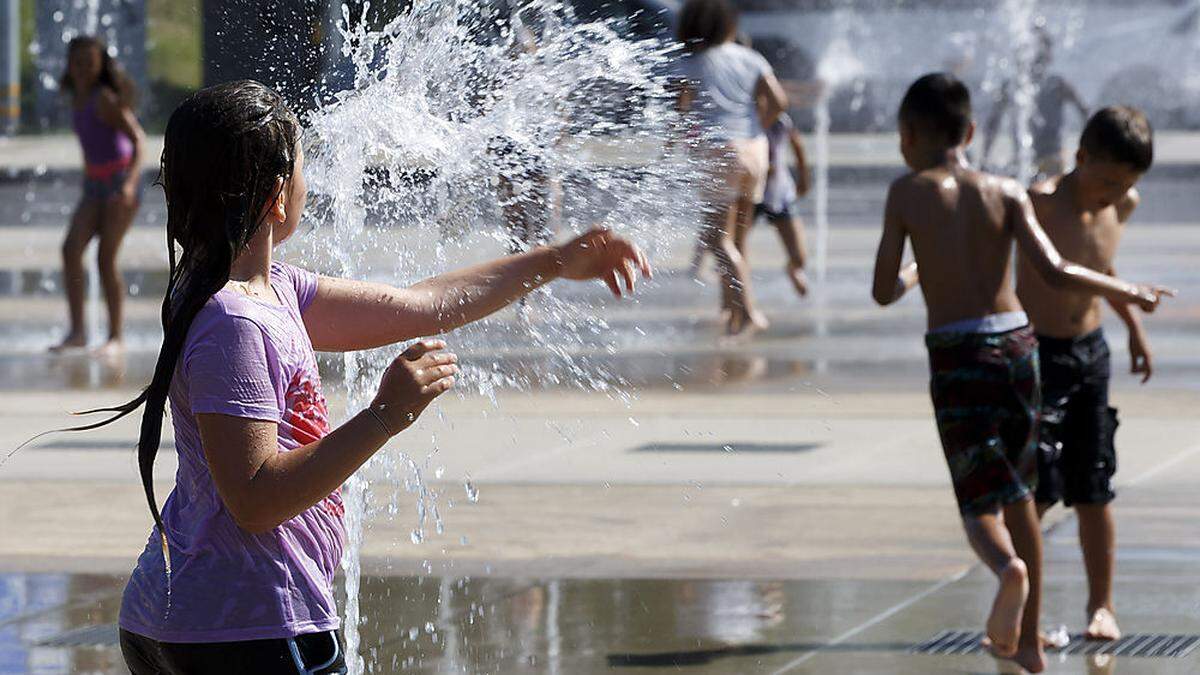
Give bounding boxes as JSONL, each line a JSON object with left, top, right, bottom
{"left": 366, "top": 405, "right": 395, "bottom": 437}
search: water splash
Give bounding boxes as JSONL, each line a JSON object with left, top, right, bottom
{"left": 998, "top": 0, "right": 1040, "bottom": 185}
{"left": 297, "top": 2, "right": 695, "bottom": 670}
{"left": 809, "top": 5, "right": 868, "bottom": 343}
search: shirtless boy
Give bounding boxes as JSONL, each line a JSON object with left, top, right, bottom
{"left": 1018, "top": 106, "right": 1168, "bottom": 642}
{"left": 871, "top": 74, "right": 1169, "bottom": 673}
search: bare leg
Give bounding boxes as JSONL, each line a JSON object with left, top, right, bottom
{"left": 704, "top": 197, "right": 764, "bottom": 337}
{"left": 732, "top": 200, "right": 754, "bottom": 254}
{"left": 1004, "top": 497, "right": 1047, "bottom": 672}
{"left": 499, "top": 174, "right": 526, "bottom": 256}
{"left": 51, "top": 200, "right": 102, "bottom": 352}
{"left": 730, "top": 193, "right": 767, "bottom": 335}
{"left": 962, "top": 509, "right": 1029, "bottom": 660}
{"left": 1077, "top": 503, "right": 1120, "bottom": 640}
{"left": 96, "top": 195, "right": 137, "bottom": 352}
{"left": 500, "top": 168, "right": 554, "bottom": 250}
{"left": 1032, "top": 501, "right": 1058, "bottom": 649}
{"left": 701, "top": 200, "right": 738, "bottom": 317}
{"left": 769, "top": 214, "right": 809, "bottom": 297}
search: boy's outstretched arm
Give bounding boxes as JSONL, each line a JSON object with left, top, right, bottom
{"left": 872, "top": 184, "right": 916, "bottom": 305}
{"left": 303, "top": 228, "right": 651, "bottom": 352}
{"left": 1008, "top": 186, "right": 1171, "bottom": 311}
{"left": 1106, "top": 190, "right": 1153, "bottom": 381}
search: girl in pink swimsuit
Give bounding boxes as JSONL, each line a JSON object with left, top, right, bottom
{"left": 52, "top": 36, "right": 146, "bottom": 354}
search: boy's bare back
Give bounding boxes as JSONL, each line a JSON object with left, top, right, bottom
{"left": 1017, "top": 177, "right": 1136, "bottom": 338}
{"left": 886, "top": 164, "right": 1028, "bottom": 329}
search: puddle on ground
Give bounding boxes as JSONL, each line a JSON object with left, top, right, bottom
{"left": 4, "top": 571, "right": 1198, "bottom": 674}
{"left": 0, "top": 573, "right": 917, "bottom": 674}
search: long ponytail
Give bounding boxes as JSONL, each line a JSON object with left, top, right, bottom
{"left": 37, "top": 81, "right": 299, "bottom": 574}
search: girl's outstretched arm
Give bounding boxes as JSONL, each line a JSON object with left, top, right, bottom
{"left": 303, "top": 228, "right": 652, "bottom": 352}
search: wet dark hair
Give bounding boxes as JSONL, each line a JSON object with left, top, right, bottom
{"left": 677, "top": 0, "right": 738, "bottom": 54}
{"left": 1080, "top": 106, "right": 1153, "bottom": 172}
{"left": 61, "top": 36, "right": 136, "bottom": 107}
{"left": 70, "top": 80, "right": 299, "bottom": 568}
{"left": 898, "top": 72, "right": 972, "bottom": 146}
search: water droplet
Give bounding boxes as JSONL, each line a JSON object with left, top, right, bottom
{"left": 464, "top": 479, "right": 479, "bottom": 503}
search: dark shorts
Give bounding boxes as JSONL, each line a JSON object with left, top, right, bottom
{"left": 82, "top": 167, "right": 142, "bottom": 203}
{"left": 120, "top": 628, "right": 346, "bottom": 674}
{"left": 1034, "top": 328, "right": 1118, "bottom": 507}
{"left": 754, "top": 200, "right": 799, "bottom": 222}
{"left": 82, "top": 168, "right": 127, "bottom": 202}
{"left": 926, "top": 325, "right": 1041, "bottom": 516}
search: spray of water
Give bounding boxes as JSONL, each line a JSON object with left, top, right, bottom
{"left": 296, "top": 2, "right": 696, "bottom": 669}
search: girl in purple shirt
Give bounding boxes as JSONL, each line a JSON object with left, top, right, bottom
{"left": 52, "top": 36, "right": 146, "bottom": 354}
{"left": 74, "top": 81, "right": 649, "bottom": 673}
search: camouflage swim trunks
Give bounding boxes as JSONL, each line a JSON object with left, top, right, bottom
{"left": 926, "top": 325, "right": 1041, "bottom": 516}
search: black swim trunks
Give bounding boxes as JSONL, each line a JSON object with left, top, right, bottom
{"left": 754, "top": 199, "right": 799, "bottom": 222}
{"left": 1034, "top": 328, "right": 1118, "bottom": 507}
{"left": 926, "top": 325, "right": 1041, "bottom": 517}
{"left": 121, "top": 628, "right": 346, "bottom": 674}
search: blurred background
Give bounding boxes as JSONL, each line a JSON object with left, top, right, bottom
{"left": 6, "top": 1, "right": 1200, "bottom": 131}
{"left": 4, "top": 2, "right": 1200, "bottom": 674}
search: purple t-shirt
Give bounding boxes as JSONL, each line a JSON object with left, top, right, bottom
{"left": 120, "top": 262, "right": 345, "bottom": 643}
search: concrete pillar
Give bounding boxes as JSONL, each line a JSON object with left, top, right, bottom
{"left": 0, "top": 0, "right": 17, "bottom": 134}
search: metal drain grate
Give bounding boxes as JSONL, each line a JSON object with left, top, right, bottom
{"left": 911, "top": 630, "right": 1200, "bottom": 659}
{"left": 33, "top": 624, "right": 119, "bottom": 647}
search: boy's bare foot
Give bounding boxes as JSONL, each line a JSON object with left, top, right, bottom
{"left": 1085, "top": 607, "right": 1121, "bottom": 641}
{"left": 986, "top": 559, "right": 1029, "bottom": 658}
{"left": 984, "top": 637, "right": 1047, "bottom": 673}
{"left": 49, "top": 333, "right": 88, "bottom": 353}
{"left": 787, "top": 265, "right": 809, "bottom": 297}
{"left": 1011, "top": 642, "right": 1047, "bottom": 673}
{"left": 725, "top": 308, "right": 769, "bottom": 339}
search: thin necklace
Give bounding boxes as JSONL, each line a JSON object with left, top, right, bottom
{"left": 227, "top": 278, "right": 266, "bottom": 298}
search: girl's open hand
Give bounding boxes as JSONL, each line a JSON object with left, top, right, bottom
{"left": 370, "top": 340, "right": 458, "bottom": 435}
{"left": 554, "top": 228, "right": 652, "bottom": 298}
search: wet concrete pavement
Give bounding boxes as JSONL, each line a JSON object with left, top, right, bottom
{"left": 3, "top": 165, "right": 1200, "bottom": 673}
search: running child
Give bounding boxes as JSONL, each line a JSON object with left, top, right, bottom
{"left": 68, "top": 81, "right": 648, "bottom": 673}
{"left": 741, "top": 112, "right": 811, "bottom": 296}
{"left": 675, "top": 0, "right": 788, "bottom": 337}
{"left": 871, "top": 73, "right": 1169, "bottom": 673}
{"left": 1018, "top": 106, "right": 1168, "bottom": 642}
{"left": 52, "top": 36, "right": 147, "bottom": 354}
